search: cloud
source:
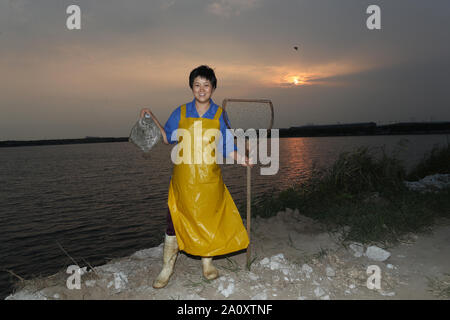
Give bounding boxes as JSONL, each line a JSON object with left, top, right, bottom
{"left": 207, "top": 0, "right": 261, "bottom": 18}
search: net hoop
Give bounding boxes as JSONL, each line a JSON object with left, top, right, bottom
{"left": 222, "top": 98, "right": 274, "bottom": 131}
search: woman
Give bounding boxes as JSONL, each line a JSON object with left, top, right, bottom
{"left": 141, "top": 65, "right": 250, "bottom": 289}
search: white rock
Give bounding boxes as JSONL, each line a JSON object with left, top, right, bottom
{"left": 349, "top": 243, "right": 365, "bottom": 257}
{"left": 326, "top": 266, "right": 336, "bottom": 277}
{"left": 219, "top": 282, "right": 235, "bottom": 298}
{"left": 272, "top": 253, "right": 285, "bottom": 261}
{"left": 251, "top": 292, "right": 268, "bottom": 300}
{"left": 85, "top": 280, "right": 96, "bottom": 287}
{"left": 404, "top": 174, "right": 450, "bottom": 193}
{"left": 248, "top": 272, "right": 259, "bottom": 281}
{"left": 5, "top": 290, "right": 48, "bottom": 300}
{"left": 380, "top": 290, "right": 396, "bottom": 297}
{"left": 365, "top": 246, "right": 391, "bottom": 262}
{"left": 314, "top": 287, "right": 325, "bottom": 297}
{"left": 113, "top": 272, "right": 128, "bottom": 291}
{"left": 302, "top": 264, "right": 313, "bottom": 274}
{"left": 270, "top": 261, "right": 281, "bottom": 270}
{"left": 260, "top": 258, "right": 270, "bottom": 266}
{"left": 321, "top": 295, "right": 330, "bottom": 300}
{"left": 386, "top": 264, "right": 395, "bottom": 269}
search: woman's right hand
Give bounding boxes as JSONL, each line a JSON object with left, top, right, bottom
{"left": 139, "top": 108, "right": 169, "bottom": 145}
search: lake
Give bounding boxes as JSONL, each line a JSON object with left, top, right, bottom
{"left": 0, "top": 134, "right": 448, "bottom": 298}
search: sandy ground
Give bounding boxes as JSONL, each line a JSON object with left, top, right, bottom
{"left": 5, "top": 208, "right": 450, "bottom": 300}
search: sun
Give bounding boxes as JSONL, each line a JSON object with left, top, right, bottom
{"left": 291, "top": 76, "right": 304, "bottom": 86}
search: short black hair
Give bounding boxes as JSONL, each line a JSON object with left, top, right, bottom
{"left": 189, "top": 65, "right": 217, "bottom": 90}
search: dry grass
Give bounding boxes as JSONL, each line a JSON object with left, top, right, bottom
{"left": 427, "top": 273, "right": 450, "bottom": 299}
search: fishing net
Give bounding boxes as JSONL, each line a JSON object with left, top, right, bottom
{"left": 222, "top": 98, "right": 274, "bottom": 266}
{"left": 223, "top": 98, "right": 274, "bottom": 158}
{"left": 222, "top": 99, "right": 274, "bottom": 132}
{"left": 129, "top": 113, "right": 162, "bottom": 153}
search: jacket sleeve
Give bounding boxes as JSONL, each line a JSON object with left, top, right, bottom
{"left": 163, "top": 107, "right": 181, "bottom": 144}
{"left": 218, "top": 110, "right": 237, "bottom": 157}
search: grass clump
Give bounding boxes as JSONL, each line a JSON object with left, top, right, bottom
{"left": 407, "top": 142, "right": 450, "bottom": 180}
{"left": 427, "top": 273, "right": 450, "bottom": 299}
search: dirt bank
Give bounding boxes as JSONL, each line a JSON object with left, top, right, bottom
{"left": 5, "top": 209, "right": 450, "bottom": 300}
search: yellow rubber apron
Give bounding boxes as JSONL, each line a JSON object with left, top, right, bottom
{"left": 168, "top": 104, "right": 249, "bottom": 257}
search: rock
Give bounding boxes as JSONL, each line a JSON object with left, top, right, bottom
{"left": 314, "top": 287, "right": 325, "bottom": 297}
{"left": 302, "top": 264, "right": 313, "bottom": 274}
{"left": 365, "top": 246, "right": 391, "bottom": 262}
{"left": 248, "top": 272, "right": 259, "bottom": 281}
{"left": 218, "top": 282, "right": 235, "bottom": 298}
{"left": 404, "top": 174, "right": 450, "bottom": 193}
{"left": 281, "top": 268, "right": 290, "bottom": 276}
{"left": 349, "top": 243, "right": 365, "bottom": 258}
{"left": 85, "top": 280, "right": 96, "bottom": 287}
{"left": 270, "top": 261, "right": 281, "bottom": 270}
{"left": 380, "top": 290, "right": 396, "bottom": 297}
{"left": 5, "top": 290, "right": 48, "bottom": 300}
{"left": 320, "top": 295, "right": 330, "bottom": 300}
{"left": 113, "top": 272, "right": 128, "bottom": 291}
{"left": 326, "top": 266, "right": 336, "bottom": 277}
{"left": 251, "top": 292, "right": 268, "bottom": 300}
{"left": 260, "top": 257, "right": 270, "bottom": 266}
{"left": 269, "top": 253, "right": 286, "bottom": 270}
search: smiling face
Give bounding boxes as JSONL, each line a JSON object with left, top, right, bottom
{"left": 192, "top": 76, "right": 214, "bottom": 104}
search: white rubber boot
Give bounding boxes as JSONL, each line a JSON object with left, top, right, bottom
{"left": 202, "top": 257, "right": 219, "bottom": 280}
{"left": 152, "top": 235, "right": 178, "bottom": 289}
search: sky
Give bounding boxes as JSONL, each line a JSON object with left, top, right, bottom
{"left": 1, "top": 0, "right": 449, "bottom": 140}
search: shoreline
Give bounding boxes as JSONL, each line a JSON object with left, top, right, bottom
{"left": 5, "top": 209, "right": 450, "bottom": 300}
{"left": 1, "top": 125, "right": 449, "bottom": 149}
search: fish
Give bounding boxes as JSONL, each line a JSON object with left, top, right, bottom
{"left": 129, "top": 113, "right": 162, "bottom": 153}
